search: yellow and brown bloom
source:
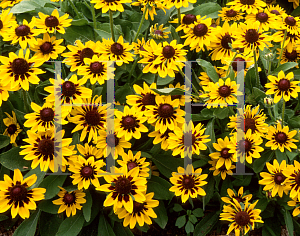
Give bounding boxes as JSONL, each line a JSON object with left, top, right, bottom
{"left": 131, "top": 0, "right": 167, "bottom": 21}
{"left": 245, "top": 9, "right": 278, "bottom": 31}
{"left": 169, "top": 14, "right": 200, "bottom": 33}
{"left": 3, "top": 111, "right": 22, "bottom": 144}
{"left": 218, "top": 7, "right": 244, "bottom": 22}
{"left": 221, "top": 187, "right": 252, "bottom": 205}
{"left": 209, "top": 159, "right": 235, "bottom": 180}
{"left": 283, "top": 161, "right": 300, "bottom": 202}
{"left": 0, "top": 9, "right": 17, "bottom": 38}
{"left": 91, "top": 0, "right": 131, "bottom": 13}
{"left": 150, "top": 23, "right": 170, "bottom": 40}
{"left": 226, "top": 0, "right": 266, "bottom": 15}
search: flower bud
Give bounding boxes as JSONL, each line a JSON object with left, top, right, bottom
{"left": 264, "top": 97, "right": 274, "bottom": 106}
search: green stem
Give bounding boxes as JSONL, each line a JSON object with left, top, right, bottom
{"left": 226, "top": 51, "right": 237, "bottom": 77}
{"left": 282, "top": 99, "right": 286, "bottom": 124}
{"left": 91, "top": 3, "right": 97, "bottom": 30}
{"left": 67, "top": 0, "right": 80, "bottom": 16}
{"left": 132, "top": 4, "right": 148, "bottom": 43}
{"left": 92, "top": 83, "right": 96, "bottom": 97}
{"left": 109, "top": 10, "right": 115, "bottom": 42}
{"left": 154, "top": 74, "right": 158, "bottom": 84}
{"left": 128, "top": 57, "right": 139, "bottom": 84}
{"left": 268, "top": 107, "right": 275, "bottom": 121}
{"left": 131, "top": 71, "right": 144, "bottom": 85}
{"left": 177, "top": 8, "right": 181, "bottom": 28}
{"left": 253, "top": 48, "right": 260, "bottom": 88}
{"left": 268, "top": 57, "right": 272, "bottom": 76}
{"left": 277, "top": 30, "right": 287, "bottom": 68}
{"left": 177, "top": 66, "right": 200, "bottom": 97}
{"left": 22, "top": 89, "right": 30, "bottom": 113}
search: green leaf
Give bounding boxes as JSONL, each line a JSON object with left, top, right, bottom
{"left": 271, "top": 62, "right": 298, "bottom": 75}
{"left": 13, "top": 209, "right": 41, "bottom": 236}
{"left": 56, "top": 212, "right": 85, "bottom": 236}
{"left": 0, "top": 215, "right": 8, "bottom": 222}
{"left": 197, "top": 59, "right": 219, "bottom": 83}
{"left": 39, "top": 212, "right": 63, "bottom": 236}
{"left": 202, "top": 174, "right": 215, "bottom": 205}
{"left": 147, "top": 176, "right": 173, "bottom": 200}
{"left": 252, "top": 87, "right": 266, "bottom": 100}
{"left": 175, "top": 215, "right": 186, "bottom": 228}
{"left": 173, "top": 203, "right": 184, "bottom": 212}
{"left": 284, "top": 209, "right": 294, "bottom": 236}
{"left": 38, "top": 199, "right": 60, "bottom": 214}
{"left": 94, "top": 23, "right": 122, "bottom": 40}
{"left": 292, "top": 5, "right": 300, "bottom": 16}
{"left": 39, "top": 175, "right": 67, "bottom": 200}
{"left": 288, "top": 116, "right": 300, "bottom": 129}
{"left": 275, "top": 149, "right": 288, "bottom": 164}
{"left": 253, "top": 150, "right": 274, "bottom": 173}
{"left": 10, "top": 0, "right": 40, "bottom": 13}
{"left": 153, "top": 201, "right": 168, "bottom": 229}
{"left": 115, "top": 83, "right": 134, "bottom": 105}
{"left": 64, "top": 25, "right": 94, "bottom": 44}
{"left": 192, "top": 208, "right": 204, "bottom": 218}
{"left": 255, "top": 197, "right": 269, "bottom": 212}
{"left": 98, "top": 212, "right": 116, "bottom": 236}
{"left": 204, "top": 118, "right": 215, "bottom": 153}
{"left": 189, "top": 214, "right": 198, "bottom": 224}
{"left": 213, "top": 107, "right": 229, "bottom": 120}
{"left": 0, "top": 134, "right": 10, "bottom": 149}
{"left": 185, "top": 220, "right": 194, "bottom": 234}
{"left": 113, "top": 222, "right": 134, "bottom": 236}
{"left": 170, "top": 25, "right": 180, "bottom": 42}
{"left": 0, "top": 146, "right": 31, "bottom": 171}
{"left": 194, "top": 211, "right": 220, "bottom": 236}
{"left": 192, "top": 159, "right": 208, "bottom": 168}
{"left": 188, "top": 2, "right": 222, "bottom": 19}
{"left": 24, "top": 166, "right": 46, "bottom": 190}
{"left": 82, "top": 190, "right": 92, "bottom": 222}
{"left": 286, "top": 150, "right": 298, "bottom": 161}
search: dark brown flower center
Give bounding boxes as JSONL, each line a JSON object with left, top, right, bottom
{"left": 90, "top": 62, "right": 104, "bottom": 74}
{"left": 127, "top": 162, "right": 138, "bottom": 171}
{"left": 111, "top": 43, "right": 124, "bottom": 55}
{"left": 154, "top": 30, "right": 163, "bottom": 36}
{"left": 0, "top": 20, "right": 3, "bottom": 30}
{"left": 158, "top": 104, "right": 174, "bottom": 118}
{"left": 63, "top": 193, "right": 75, "bottom": 204}
{"left": 182, "top": 14, "right": 197, "bottom": 24}
{"left": 122, "top": 116, "right": 136, "bottom": 129}
{"left": 182, "top": 176, "right": 195, "bottom": 189}
{"left": 106, "top": 134, "right": 119, "bottom": 147}
{"left": 45, "top": 16, "right": 59, "bottom": 27}
{"left": 256, "top": 12, "right": 269, "bottom": 23}
{"left": 218, "top": 85, "right": 231, "bottom": 97}
{"left": 11, "top": 58, "right": 29, "bottom": 75}
{"left": 38, "top": 138, "right": 54, "bottom": 156}
{"left": 240, "top": 0, "right": 255, "bottom": 5}
{"left": 193, "top": 24, "right": 208, "bottom": 37}
{"left": 171, "top": 95, "right": 181, "bottom": 100}
{"left": 141, "top": 93, "right": 156, "bottom": 106}
{"left": 278, "top": 79, "right": 290, "bottom": 91}
{"left": 7, "top": 124, "right": 17, "bottom": 135}
{"left": 245, "top": 29, "right": 259, "bottom": 43}
{"left": 81, "top": 166, "right": 93, "bottom": 177}
{"left": 238, "top": 139, "right": 252, "bottom": 152}
{"left": 221, "top": 34, "right": 232, "bottom": 50}
{"left": 162, "top": 46, "right": 175, "bottom": 59}
{"left": 62, "top": 81, "right": 76, "bottom": 97}
{"left": 285, "top": 16, "right": 296, "bottom": 26}
{"left": 270, "top": 10, "right": 280, "bottom": 15}
{"left": 40, "top": 42, "right": 53, "bottom": 54}
{"left": 182, "top": 132, "right": 196, "bottom": 147}
{"left": 85, "top": 110, "right": 101, "bottom": 126}
{"left": 232, "top": 57, "right": 246, "bottom": 72}
{"left": 226, "top": 9, "right": 237, "bottom": 17}
{"left": 274, "top": 172, "right": 286, "bottom": 184}
{"left": 285, "top": 50, "right": 298, "bottom": 61}
{"left": 244, "top": 118, "right": 256, "bottom": 132}
{"left": 221, "top": 148, "right": 231, "bottom": 159}
{"left": 115, "top": 177, "right": 132, "bottom": 195}
{"left": 79, "top": 48, "right": 94, "bottom": 63}
{"left": 235, "top": 211, "right": 250, "bottom": 226}
{"left": 15, "top": 25, "right": 30, "bottom": 36}
{"left": 133, "top": 201, "right": 145, "bottom": 213}
{"left": 40, "top": 108, "right": 54, "bottom": 122}
{"left": 275, "top": 132, "right": 287, "bottom": 144}
{"left": 9, "top": 185, "right": 27, "bottom": 202}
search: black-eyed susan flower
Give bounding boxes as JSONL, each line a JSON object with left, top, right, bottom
{"left": 218, "top": 7, "right": 244, "bottom": 22}
{"left": 98, "top": 36, "right": 134, "bottom": 66}
{"left": 44, "top": 74, "right": 92, "bottom": 115}
{"left": 281, "top": 14, "right": 300, "bottom": 35}
{"left": 68, "top": 95, "right": 107, "bottom": 143}
{"left": 283, "top": 161, "right": 300, "bottom": 202}
{"left": 169, "top": 14, "right": 200, "bottom": 33}
{"left": 117, "top": 150, "right": 150, "bottom": 177}
{"left": 52, "top": 187, "right": 86, "bottom": 217}
{"left": 2, "top": 18, "right": 43, "bottom": 49}
{"left": 165, "top": 0, "right": 195, "bottom": 8}
{"left": 126, "top": 82, "right": 157, "bottom": 112}
{"left": 259, "top": 159, "right": 289, "bottom": 198}
{"left": 132, "top": 37, "right": 148, "bottom": 56}
{"left": 273, "top": 30, "right": 300, "bottom": 53}
{"left": 3, "top": 111, "right": 22, "bottom": 144}
{"left": 265, "top": 123, "right": 298, "bottom": 152}
{"left": 0, "top": 49, "right": 45, "bottom": 91}
{"left": 138, "top": 40, "right": 160, "bottom": 75}
{"left": 97, "top": 166, "right": 147, "bottom": 213}
{"left": 167, "top": 122, "right": 210, "bottom": 158}
{"left": 209, "top": 136, "right": 236, "bottom": 170}
{"left": 77, "top": 54, "right": 113, "bottom": 85}
{"left": 182, "top": 16, "right": 217, "bottom": 52}
{"left": 0, "top": 9, "right": 17, "bottom": 38}
{"left": 200, "top": 78, "right": 240, "bottom": 108}
{"left": 277, "top": 47, "right": 300, "bottom": 65}
{"left": 245, "top": 9, "right": 278, "bottom": 31}
{"left": 221, "top": 187, "right": 252, "bottom": 205}
{"left": 228, "top": 130, "right": 264, "bottom": 164}
{"left": 232, "top": 21, "right": 272, "bottom": 55}
{"left": 131, "top": 0, "right": 167, "bottom": 21}
{"left": 288, "top": 197, "right": 300, "bottom": 217}
{"left": 0, "top": 169, "right": 46, "bottom": 219}
{"left": 69, "top": 156, "right": 105, "bottom": 190}
{"left": 116, "top": 192, "right": 159, "bottom": 229}
{"left": 145, "top": 95, "right": 185, "bottom": 133}
{"left": 267, "top": 4, "right": 286, "bottom": 16}
{"left": 62, "top": 40, "right": 100, "bottom": 72}
{"left": 209, "top": 159, "right": 235, "bottom": 180}
{"left": 199, "top": 67, "right": 226, "bottom": 87}
{"left": 24, "top": 102, "right": 68, "bottom": 133}
{"left": 150, "top": 23, "right": 170, "bottom": 40}
{"left": 97, "top": 130, "right": 131, "bottom": 158}
{"left": 35, "top": 9, "right": 72, "bottom": 34}
{"left": 20, "top": 129, "right": 74, "bottom": 172}
{"left": 265, "top": 71, "right": 300, "bottom": 103}
{"left": 91, "top": 0, "right": 131, "bottom": 13}
{"left": 226, "top": 0, "right": 266, "bottom": 15}
{"left": 220, "top": 198, "right": 264, "bottom": 236}
{"left": 69, "top": 143, "right": 103, "bottom": 164}
{"left": 115, "top": 105, "right": 148, "bottom": 141}
{"left": 148, "top": 128, "right": 173, "bottom": 151}
{"left": 169, "top": 165, "right": 207, "bottom": 203}
{"left": 30, "top": 33, "right": 65, "bottom": 62}
{"left": 228, "top": 105, "right": 269, "bottom": 136}
{"left": 0, "top": 0, "right": 22, "bottom": 8}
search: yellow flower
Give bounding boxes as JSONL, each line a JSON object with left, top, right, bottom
{"left": 3, "top": 111, "right": 22, "bottom": 144}
{"left": 221, "top": 187, "right": 252, "bottom": 204}
{"left": 91, "top": 0, "right": 132, "bottom": 13}
{"left": 150, "top": 23, "right": 170, "bottom": 39}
